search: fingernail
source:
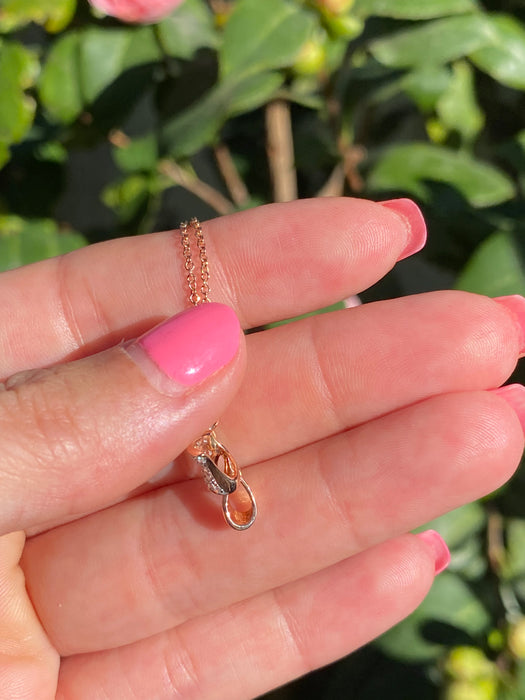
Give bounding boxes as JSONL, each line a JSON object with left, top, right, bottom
{"left": 131, "top": 303, "right": 241, "bottom": 388}
{"left": 491, "top": 384, "right": 525, "bottom": 433}
{"left": 416, "top": 530, "right": 451, "bottom": 575}
{"left": 379, "top": 198, "right": 427, "bottom": 261}
{"left": 493, "top": 295, "right": 525, "bottom": 355}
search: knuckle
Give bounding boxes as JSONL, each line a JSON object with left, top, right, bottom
{"left": 308, "top": 320, "right": 345, "bottom": 431}
{"left": 0, "top": 365, "right": 92, "bottom": 471}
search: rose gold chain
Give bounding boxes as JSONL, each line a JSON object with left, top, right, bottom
{"left": 179, "top": 216, "right": 257, "bottom": 531}
{"left": 179, "top": 217, "right": 210, "bottom": 306}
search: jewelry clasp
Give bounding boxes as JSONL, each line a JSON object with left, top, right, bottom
{"left": 190, "top": 427, "right": 257, "bottom": 531}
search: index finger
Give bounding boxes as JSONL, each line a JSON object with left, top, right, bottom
{"left": 0, "top": 197, "right": 424, "bottom": 378}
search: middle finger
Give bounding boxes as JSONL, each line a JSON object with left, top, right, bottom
{"left": 221, "top": 290, "right": 523, "bottom": 467}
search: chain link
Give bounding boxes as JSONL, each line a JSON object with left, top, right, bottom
{"left": 179, "top": 217, "right": 210, "bottom": 306}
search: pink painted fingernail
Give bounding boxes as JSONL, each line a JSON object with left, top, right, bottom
{"left": 493, "top": 295, "right": 525, "bottom": 355}
{"left": 491, "top": 384, "right": 525, "bottom": 433}
{"left": 379, "top": 198, "right": 427, "bottom": 260}
{"left": 133, "top": 303, "right": 241, "bottom": 387}
{"left": 416, "top": 530, "right": 451, "bottom": 575}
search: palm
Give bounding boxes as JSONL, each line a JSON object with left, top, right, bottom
{"left": 1, "top": 199, "right": 522, "bottom": 699}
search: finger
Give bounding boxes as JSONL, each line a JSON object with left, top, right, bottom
{"left": 56, "top": 534, "right": 441, "bottom": 700}
{"left": 221, "top": 291, "right": 523, "bottom": 466}
{"left": 0, "top": 303, "right": 245, "bottom": 535}
{"left": 22, "top": 389, "right": 524, "bottom": 655}
{"left": 0, "top": 198, "right": 424, "bottom": 378}
{"left": 0, "top": 532, "right": 59, "bottom": 699}
{"left": 28, "top": 289, "right": 525, "bottom": 530}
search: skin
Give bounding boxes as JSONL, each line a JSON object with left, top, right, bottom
{"left": 0, "top": 198, "right": 523, "bottom": 699}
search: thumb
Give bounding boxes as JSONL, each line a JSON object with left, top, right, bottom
{"left": 0, "top": 303, "right": 245, "bottom": 535}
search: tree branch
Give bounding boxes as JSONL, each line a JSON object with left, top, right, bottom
{"left": 316, "top": 163, "right": 345, "bottom": 198}
{"left": 213, "top": 143, "right": 250, "bottom": 207}
{"left": 159, "top": 160, "right": 235, "bottom": 216}
{"left": 342, "top": 144, "right": 366, "bottom": 193}
{"left": 265, "top": 99, "right": 297, "bottom": 202}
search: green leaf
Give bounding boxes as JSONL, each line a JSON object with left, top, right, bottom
{"left": 354, "top": 0, "right": 479, "bottom": 19}
{"left": 112, "top": 133, "right": 159, "bottom": 174}
{"left": 0, "top": 0, "right": 76, "bottom": 33}
{"left": 79, "top": 27, "right": 160, "bottom": 105}
{"left": 368, "top": 143, "right": 515, "bottom": 207}
{"left": 161, "top": 82, "right": 231, "bottom": 157}
{"left": 102, "top": 174, "right": 154, "bottom": 222}
{"left": 156, "top": 0, "right": 218, "bottom": 60}
{"left": 516, "top": 661, "right": 525, "bottom": 697}
{"left": 447, "top": 536, "right": 487, "bottom": 580}
{"left": 220, "top": 0, "right": 315, "bottom": 79}
{"left": 502, "top": 518, "right": 525, "bottom": 581}
{"left": 436, "top": 61, "right": 484, "bottom": 142}
{"left": 79, "top": 29, "right": 134, "bottom": 106}
{"left": 39, "top": 27, "right": 162, "bottom": 124}
{"left": 455, "top": 232, "right": 525, "bottom": 297}
{"left": 0, "top": 41, "right": 39, "bottom": 159}
{"left": 498, "top": 130, "right": 525, "bottom": 192}
{"left": 0, "top": 216, "right": 86, "bottom": 272}
{"left": 227, "top": 72, "right": 284, "bottom": 116}
{"left": 401, "top": 65, "right": 452, "bottom": 112}
{"left": 501, "top": 689, "right": 522, "bottom": 700}
{"left": 162, "top": 0, "right": 306, "bottom": 158}
{"left": 38, "top": 32, "right": 84, "bottom": 123}
{"left": 35, "top": 141, "right": 68, "bottom": 164}
{"left": 162, "top": 72, "right": 283, "bottom": 158}
{"left": 469, "top": 14, "right": 525, "bottom": 90}
{"left": 286, "top": 76, "right": 324, "bottom": 109}
{"left": 370, "top": 14, "right": 492, "bottom": 68}
{"left": 377, "top": 572, "right": 490, "bottom": 662}
{"left": 0, "top": 143, "right": 9, "bottom": 170}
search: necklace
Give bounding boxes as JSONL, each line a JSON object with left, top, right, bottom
{"left": 180, "top": 218, "right": 257, "bottom": 531}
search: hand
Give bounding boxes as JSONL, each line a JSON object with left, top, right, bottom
{"left": 1, "top": 198, "right": 523, "bottom": 699}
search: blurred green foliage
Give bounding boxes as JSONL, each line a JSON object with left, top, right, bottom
{"left": 2, "top": 0, "right": 525, "bottom": 697}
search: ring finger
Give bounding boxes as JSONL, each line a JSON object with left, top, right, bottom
{"left": 22, "top": 388, "right": 525, "bottom": 656}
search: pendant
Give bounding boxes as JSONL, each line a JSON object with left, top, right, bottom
{"left": 188, "top": 426, "right": 257, "bottom": 531}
